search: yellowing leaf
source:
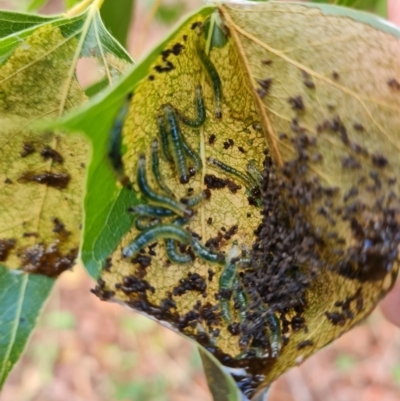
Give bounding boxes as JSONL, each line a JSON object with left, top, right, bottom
{"left": 97, "top": 9, "right": 268, "bottom": 364}
{"left": 0, "top": 4, "right": 133, "bottom": 389}
{"left": 55, "top": 2, "right": 400, "bottom": 400}
{"left": 218, "top": 0, "right": 400, "bottom": 392}
{"left": 0, "top": 24, "right": 87, "bottom": 275}
{"left": 0, "top": 5, "right": 132, "bottom": 276}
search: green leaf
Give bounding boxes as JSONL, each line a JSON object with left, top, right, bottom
{"left": 26, "top": 0, "right": 49, "bottom": 12}
{"left": 51, "top": 2, "right": 400, "bottom": 400}
{"left": 0, "top": 10, "right": 58, "bottom": 39}
{"left": 100, "top": 0, "right": 135, "bottom": 49}
{"left": 156, "top": 1, "right": 186, "bottom": 25}
{"left": 199, "top": 348, "right": 242, "bottom": 401}
{"left": 0, "top": 266, "right": 54, "bottom": 387}
{"left": 0, "top": 2, "right": 133, "bottom": 388}
{"left": 65, "top": 0, "right": 81, "bottom": 10}
{"left": 84, "top": 76, "right": 109, "bottom": 97}
{"left": 310, "top": 0, "right": 388, "bottom": 17}
{"left": 52, "top": 5, "right": 215, "bottom": 279}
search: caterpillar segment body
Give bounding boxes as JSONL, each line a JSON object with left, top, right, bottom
{"left": 164, "top": 217, "right": 193, "bottom": 265}
{"left": 233, "top": 276, "right": 248, "bottom": 322}
{"left": 136, "top": 154, "right": 193, "bottom": 217}
{"left": 162, "top": 105, "right": 190, "bottom": 184}
{"left": 267, "top": 314, "right": 282, "bottom": 358}
{"left": 108, "top": 93, "right": 133, "bottom": 186}
{"left": 219, "top": 242, "right": 241, "bottom": 321}
{"left": 122, "top": 224, "right": 191, "bottom": 258}
{"left": 246, "top": 161, "right": 264, "bottom": 187}
{"left": 196, "top": 45, "right": 222, "bottom": 119}
{"left": 207, "top": 157, "right": 259, "bottom": 193}
{"left": 180, "top": 189, "right": 211, "bottom": 208}
{"left": 134, "top": 216, "right": 160, "bottom": 231}
{"left": 165, "top": 239, "right": 193, "bottom": 264}
{"left": 151, "top": 138, "right": 175, "bottom": 197}
{"left": 127, "top": 204, "right": 175, "bottom": 218}
{"left": 192, "top": 239, "right": 225, "bottom": 265}
{"left": 177, "top": 85, "right": 206, "bottom": 128}
{"left": 157, "top": 115, "right": 172, "bottom": 162}
{"left": 181, "top": 134, "right": 202, "bottom": 175}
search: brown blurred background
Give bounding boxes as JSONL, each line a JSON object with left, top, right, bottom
{"left": 1, "top": 1, "right": 400, "bottom": 400}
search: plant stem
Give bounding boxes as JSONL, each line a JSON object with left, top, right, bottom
{"left": 65, "top": 0, "right": 105, "bottom": 17}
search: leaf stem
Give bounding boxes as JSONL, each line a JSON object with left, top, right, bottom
{"left": 65, "top": 0, "right": 105, "bottom": 17}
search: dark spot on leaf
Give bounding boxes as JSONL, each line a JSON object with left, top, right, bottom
{"left": 191, "top": 21, "right": 202, "bottom": 30}
{"left": 199, "top": 302, "right": 220, "bottom": 327}
{"left": 205, "top": 232, "right": 223, "bottom": 251}
{"left": 387, "top": 78, "right": 400, "bottom": 90}
{"left": 115, "top": 275, "right": 155, "bottom": 295}
{"left": 311, "top": 153, "right": 322, "bottom": 163}
{"left": 18, "top": 172, "right": 71, "bottom": 189}
{"left": 131, "top": 255, "right": 152, "bottom": 269}
{"left": 301, "top": 70, "right": 315, "bottom": 89}
{"left": 343, "top": 186, "right": 358, "bottom": 202}
{"left": 256, "top": 88, "right": 267, "bottom": 99}
{"left": 173, "top": 272, "right": 207, "bottom": 296}
{"left": 288, "top": 95, "right": 305, "bottom": 110}
{"left": 207, "top": 217, "right": 212, "bottom": 225}
{"left": 371, "top": 153, "right": 388, "bottom": 168}
{"left": 261, "top": 59, "right": 272, "bottom": 65}
{"left": 256, "top": 78, "right": 272, "bottom": 99}
{"left": 20, "top": 143, "right": 35, "bottom": 158}
{"left": 4, "top": 178, "right": 12, "bottom": 184}
{"left": 23, "top": 232, "right": 39, "bottom": 238}
{"left": 296, "top": 340, "right": 314, "bottom": 350}
{"left": 325, "top": 311, "right": 346, "bottom": 326}
{"left": 353, "top": 123, "right": 364, "bottom": 131}
{"left": 228, "top": 322, "right": 240, "bottom": 335}
{"left": 208, "top": 134, "right": 216, "bottom": 145}
{"left": 0, "top": 239, "right": 16, "bottom": 261}
{"left": 154, "top": 61, "right": 175, "bottom": 73}
{"left": 332, "top": 71, "right": 339, "bottom": 80}
{"left": 171, "top": 43, "right": 185, "bottom": 55}
{"left": 148, "top": 75, "right": 155, "bottom": 81}
{"left": 104, "top": 257, "right": 112, "bottom": 272}
{"left": 207, "top": 268, "right": 215, "bottom": 281}
{"left": 341, "top": 155, "right": 361, "bottom": 169}
{"left": 40, "top": 146, "right": 64, "bottom": 164}
{"left": 223, "top": 141, "right": 231, "bottom": 149}
{"left": 257, "top": 78, "right": 272, "bottom": 91}
{"left": 252, "top": 122, "right": 262, "bottom": 131}
{"left": 52, "top": 217, "right": 71, "bottom": 237}
{"left": 161, "top": 49, "right": 171, "bottom": 60}
{"left": 205, "top": 174, "right": 229, "bottom": 189}
{"left": 223, "top": 225, "right": 238, "bottom": 240}
{"left": 91, "top": 278, "right": 115, "bottom": 301}
{"left": 20, "top": 243, "right": 77, "bottom": 277}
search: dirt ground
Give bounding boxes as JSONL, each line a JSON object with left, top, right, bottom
{"left": 1, "top": 1, "right": 400, "bottom": 400}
